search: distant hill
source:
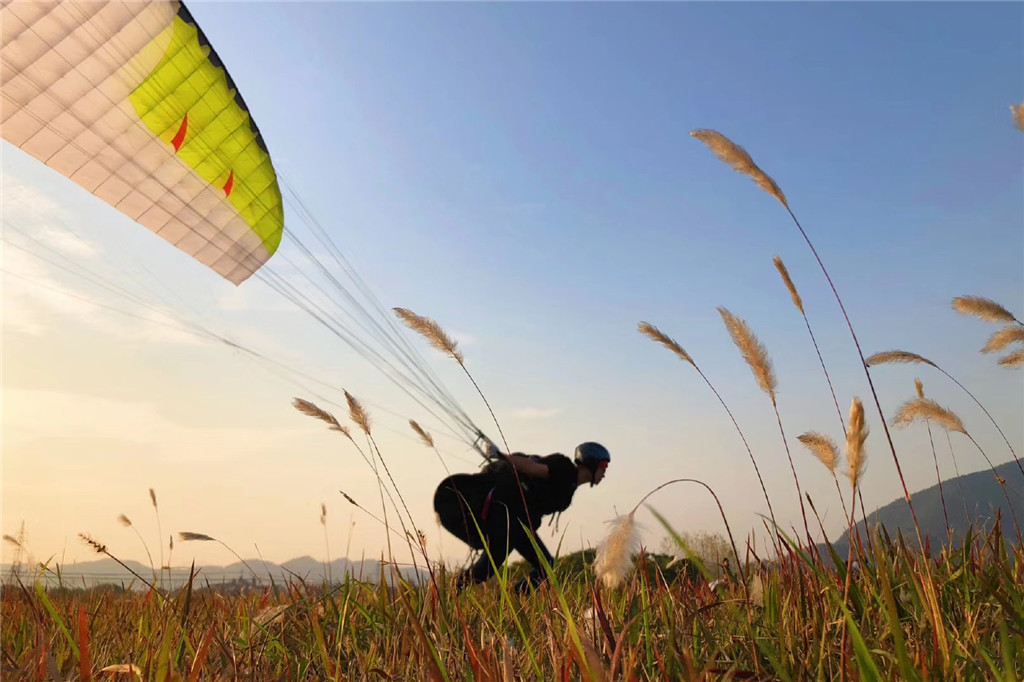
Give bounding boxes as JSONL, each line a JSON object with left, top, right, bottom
{"left": 0, "top": 555, "right": 428, "bottom": 591}
{"left": 826, "top": 458, "right": 1024, "bottom": 556}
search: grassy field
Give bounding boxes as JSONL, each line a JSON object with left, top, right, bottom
{"left": 4, "top": 125, "right": 1023, "bottom": 680}
{"left": 2, "top": 525, "right": 1022, "bottom": 680}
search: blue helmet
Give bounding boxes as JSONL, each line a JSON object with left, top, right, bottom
{"left": 574, "top": 442, "right": 610, "bottom": 477}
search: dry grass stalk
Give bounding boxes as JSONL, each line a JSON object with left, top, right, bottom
{"left": 593, "top": 512, "right": 640, "bottom": 589}
{"left": 1013, "top": 104, "right": 1024, "bottom": 132}
{"left": 797, "top": 432, "right": 838, "bottom": 473}
{"left": 690, "top": 129, "right": 788, "bottom": 207}
{"left": 292, "top": 397, "right": 350, "bottom": 436}
{"left": 117, "top": 514, "right": 132, "bottom": 528}
{"left": 80, "top": 533, "right": 107, "bottom": 554}
{"left": 952, "top": 296, "right": 1018, "bottom": 324}
{"left": 864, "top": 350, "right": 937, "bottom": 368}
{"left": 340, "top": 491, "right": 359, "bottom": 507}
{"left": 845, "top": 398, "right": 868, "bottom": 489}
{"left": 3, "top": 535, "right": 22, "bottom": 548}
{"left": 178, "top": 532, "right": 216, "bottom": 542}
{"left": 637, "top": 322, "right": 694, "bottom": 365}
{"left": 981, "top": 325, "right": 1024, "bottom": 353}
{"left": 915, "top": 378, "right": 924, "bottom": 399}
{"left": 99, "top": 665, "right": 142, "bottom": 675}
{"left": 344, "top": 391, "right": 372, "bottom": 435}
{"left": 717, "top": 307, "right": 777, "bottom": 402}
{"left": 892, "top": 398, "right": 967, "bottom": 435}
{"left": 320, "top": 503, "right": 327, "bottom": 526}
{"left": 998, "top": 349, "right": 1024, "bottom": 368}
{"left": 149, "top": 488, "right": 157, "bottom": 509}
{"left": 772, "top": 256, "right": 804, "bottom": 313}
{"left": 393, "top": 307, "right": 464, "bottom": 363}
{"left": 409, "top": 420, "right": 434, "bottom": 448}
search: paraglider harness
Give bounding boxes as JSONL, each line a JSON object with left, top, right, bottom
{"left": 473, "top": 433, "right": 560, "bottom": 529}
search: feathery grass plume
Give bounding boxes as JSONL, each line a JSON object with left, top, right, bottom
{"left": 952, "top": 296, "right": 1019, "bottom": 324}
{"left": 998, "top": 349, "right": 1024, "bottom": 368}
{"left": 344, "top": 391, "right": 371, "bottom": 435}
{"left": 393, "top": 307, "right": 463, "bottom": 363}
{"left": 320, "top": 503, "right": 327, "bottom": 526}
{"left": 178, "top": 532, "right": 261, "bottom": 582}
{"left": 797, "top": 432, "right": 838, "bottom": 473}
{"left": 717, "top": 307, "right": 777, "bottom": 402}
{"left": 593, "top": 512, "right": 641, "bottom": 589}
{"left": 981, "top": 325, "right": 1024, "bottom": 354}
{"left": 689, "top": 129, "right": 788, "bottom": 207}
{"left": 148, "top": 488, "right": 164, "bottom": 585}
{"left": 178, "top": 532, "right": 217, "bottom": 542}
{"left": 292, "top": 397, "right": 350, "bottom": 436}
{"left": 846, "top": 398, "right": 868, "bottom": 490}
{"left": 772, "top": 256, "right": 804, "bottom": 313}
{"left": 638, "top": 320, "right": 779, "bottom": 542}
{"left": 893, "top": 398, "right": 1021, "bottom": 532}
{"left": 1013, "top": 104, "right": 1024, "bottom": 131}
{"left": 120, "top": 512, "right": 156, "bottom": 583}
{"left": 865, "top": 350, "right": 938, "bottom": 368}
{"left": 393, "top": 305, "right": 509, "bottom": 456}
{"left": 2, "top": 534, "right": 21, "bottom": 548}
{"left": 637, "top": 322, "right": 694, "bottom": 365}
{"left": 913, "top": 378, "right": 952, "bottom": 540}
{"left": 409, "top": 420, "right": 434, "bottom": 448}
{"left": 868, "top": 347, "right": 1020, "bottom": 477}
{"left": 891, "top": 398, "right": 967, "bottom": 435}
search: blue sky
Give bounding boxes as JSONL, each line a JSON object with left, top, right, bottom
{"left": 2, "top": 2, "right": 1021, "bottom": 569}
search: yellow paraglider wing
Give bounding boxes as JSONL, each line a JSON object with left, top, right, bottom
{"left": 1, "top": 1, "right": 283, "bottom": 284}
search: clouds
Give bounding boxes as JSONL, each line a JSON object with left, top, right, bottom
{"left": 512, "top": 406, "right": 562, "bottom": 420}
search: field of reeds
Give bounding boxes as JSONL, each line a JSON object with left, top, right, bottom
{"left": 3, "top": 121, "right": 1023, "bottom": 681}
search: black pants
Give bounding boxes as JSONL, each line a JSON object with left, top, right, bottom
{"left": 433, "top": 475, "right": 553, "bottom": 587}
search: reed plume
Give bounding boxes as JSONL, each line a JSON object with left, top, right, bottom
{"left": 892, "top": 398, "right": 966, "bottom": 434}
{"left": 868, "top": 349, "right": 1020, "bottom": 474}
{"left": 79, "top": 533, "right": 165, "bottom": 599}
{"left": 717, "top": 307, "right": 777, "bottom": 402}
{"left": 117, "top": 513, "right": 155, "bottom": 583}
{"left": 952, "top": 296, "right": 1020, "bottom": 325}
{"left": 409, "top": 420, "right": 434, "bottom": 447}
{"left": 772, "top": 256, "right": 803, "bottom": 313}
{"left": 999, "top": 350, "right": 1024, "bottom": 368}
{"left": 177, "top": 532, "right": 261, "bottom": 582}
{"left": 718, "top": 307, "right": 810, "bottom": 544}
{"left": 393, "top": 307, "right": 464, "bottom": 362}
{"left": 593, "top": 512, "right": 641, "bottom": 589}
{"left": 344, "top": 391, "right": 372, "bottom": 436}
{"left": 149, "top": 488, "right": 164, "bottom": 585}
{"left": 798, "top": 432, "right": 838, "bottom": 472}
{"left": 1013, "top": 104, "right": 1024, "bottom": 131}
{"left": 690, "top": 130, "right": 788, "bottom": 207}
{"left": 293, "top": 397, "right": 350, "bottom": 436}
{"left": 393, "top": 306, "right": 508, "bottom": 453}
{"left": 410, "top": 419, "right": 451, "bottom": 476}
{"left": 320, "top": 503, "right": 332, "bottom": 584}
{"left": 865, "top": 350, "right": 937, "bottom": 368}
{"left": 798, "top": 432, "right": 849, "bottom": 523}
{"left": 637, "top": 320, "right": 778, "bottom": 539}
{"left": 982, "top": 325, "right": 1024, "bottom": 354}
{"left": 692, "top": 128, "right": 923, "bottom": 547}
{"left": 914, "top": 379, "right": 951, "bottom": 541}
{"left": 892, "top": 397, "right": 1020, "bottom": 531}
{"left": 845, "top": 399, "right": 868, "bottom": 494}
{"left": 637, "top": 322, "right": 694, "bottom": 365}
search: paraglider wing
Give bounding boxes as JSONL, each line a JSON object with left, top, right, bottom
{"left": 1, "top": 1, "right": 283, "bottom": 284}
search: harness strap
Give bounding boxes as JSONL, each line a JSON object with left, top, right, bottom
{"left": 480, "top": 487, "right": 496, "bottom": 522}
